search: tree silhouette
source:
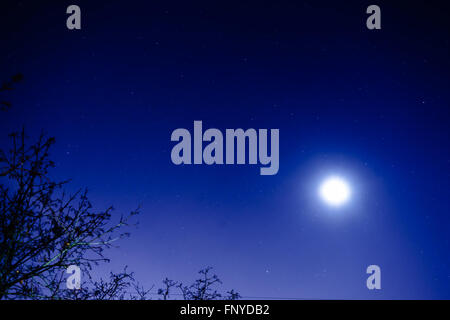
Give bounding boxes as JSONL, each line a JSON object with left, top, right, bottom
{"left": 158, "top": 267, "right": 240, "bottom": 300}
{"left": 0, "top": 75, "right": 239, "bottom": 300}
{"left": 0, "top": 73, "right": 23, "bottom": 112}
{"left": 0, "top": 128, "right": 139, "bottom": 299}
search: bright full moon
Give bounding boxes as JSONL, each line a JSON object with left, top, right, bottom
{"left": 319, "top": 176, "right": 351, "bottom": 207}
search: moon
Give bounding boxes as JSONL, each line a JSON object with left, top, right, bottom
{"left": 319, "top": 176, "right": 351, "bottom": 207}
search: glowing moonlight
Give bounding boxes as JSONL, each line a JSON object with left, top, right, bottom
{"left": 319, "top": 176, "right": 351, "bottom": 206}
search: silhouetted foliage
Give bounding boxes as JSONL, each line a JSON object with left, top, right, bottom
{"left": 0, "top": 73, "right": 23, "bottom": 112}
{"left": 58, "top": 267, "right": 154, "bottom": 300}
{"left": 0, "top": 128, "right": 139, "bottom": 299}
{"left": 158, "top": 267, "right": 241, "bottom": 300}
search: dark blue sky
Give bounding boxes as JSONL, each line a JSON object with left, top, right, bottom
{"left": 1, "top": 0, "right": 449, "bottom": 298}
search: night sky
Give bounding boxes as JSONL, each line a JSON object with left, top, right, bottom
{"left": 1, "top": 0, "right": 449, "bottom": 299}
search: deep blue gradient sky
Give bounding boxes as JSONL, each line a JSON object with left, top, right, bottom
{"left": 1, "top": 1, "right": 449, "bottom": 299}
